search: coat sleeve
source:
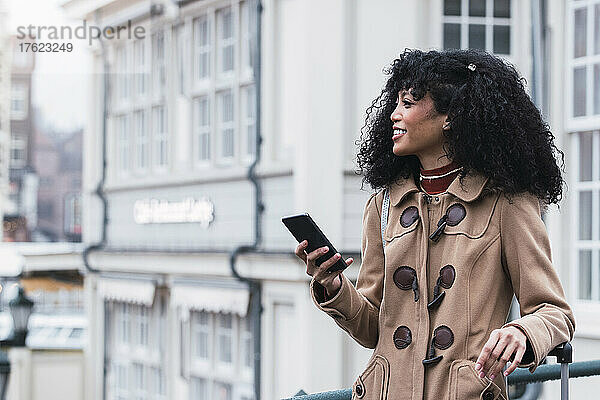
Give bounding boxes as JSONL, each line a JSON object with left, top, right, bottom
{"left": 309, "top": 191, "right": 385, "bottom": 349}
{"left": 499, "top": 193, "right": 576, "bottom": 372}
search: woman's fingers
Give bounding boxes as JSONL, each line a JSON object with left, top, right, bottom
{"left": 294, "top": 240, "right": 308, "bottom": 262}
{"left": 313, "top": 252, "right": 342, "bottom": 281}
{"left": 489, "top": 342, "right": 518, "bottom": 380}
{"left": 504, "top": 344, "right": 526, "bottom": 376}
{"left": 476, "top": 327, "right": 528, "bottom": 379}
{"left": 475, "top": 329, "right": 501, "bottom": 375}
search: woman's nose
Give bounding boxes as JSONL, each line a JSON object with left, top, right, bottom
{"left": 390, "top": 104, "right": 402, "bottom": 122}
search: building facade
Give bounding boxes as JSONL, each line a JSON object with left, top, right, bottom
{"left": 0, "top": 0, "right": 10, "bottom": 241}
{"left": 62, "top": 0, "right": 600, "bottom": 399}
{"left": 3, "top": 35, "right": 37, "bottom": 242}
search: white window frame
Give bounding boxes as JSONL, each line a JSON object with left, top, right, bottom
{"left": 152, "top": 105, "right": 169, "bottom": 171}
{"left": 134, "top": 110, "right": 149, "bottom": 173}
{"left": 194, "top": 14, "right": 211, "bottom": 84}
{"left": 187, "top": 311, "right": 253, "bottom": 400}
{"left": 10, "top": 135, "right": 26, "bottom": 168}
{"left": 217, "top": 6, "right": 236, "bottom": 77}
{"left": 117, "top": 115, "right": 131, "bottom": 177}
{"left": 566, "top": 1, "right": 600, "bottom": 338}
{"left": 152, "top": 31, "right": 166, "bottom": 100}
{"left": 10, "top": 81, "right": 28, "bottom": 120}
{"left": 241, "top": 84, "right": 256, "bottom": 163}
{"left": 117, "top": 44, "right": 131, "bottom": 104}
{"left": 134, "top": 39, "right": 148, "bottom": 98}
{"left": 108, "top": 300, "right": 165, "bottom": 400}
{"left": 193, "top": 95, "right": 211, "bottom": 167}
{"left": 440, "top": 0, "right": 513, "bottom": 58}
{"left": 217, "top": 89, "right": 235, "bottom": 163}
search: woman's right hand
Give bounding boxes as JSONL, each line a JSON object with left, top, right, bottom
{"left": 295, "top": 240, "right": 353, "bottom": 297}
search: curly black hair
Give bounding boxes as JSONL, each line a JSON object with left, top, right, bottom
{"left": 354, "top": 48, "right": 565, "bottom": 205}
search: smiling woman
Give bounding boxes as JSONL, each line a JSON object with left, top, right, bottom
{"left": 298, "top": 48, "right": 575, "bottom": 400}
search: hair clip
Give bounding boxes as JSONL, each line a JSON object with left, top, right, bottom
{"left": 467, "top": 63, "right": 477, "bottom": 72}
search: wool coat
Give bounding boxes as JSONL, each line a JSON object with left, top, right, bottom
{"left": 310, "top": 171, "right": 575, "bottom": 400}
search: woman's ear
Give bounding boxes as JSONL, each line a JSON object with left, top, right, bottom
{"left": 442, "top": 118, "right": 450, "bottom": 131}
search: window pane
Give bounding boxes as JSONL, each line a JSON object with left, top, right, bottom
{"left": 444, "top": 23, "right": 461, "bottom": 50}
{"left": 579, "top": 250, "right": 592, "bottom": 300}
{"left": 444, "top": 0, "right": 461, "bottom": 16}
{"left": 493, "top": 25, "right": 510, "bottom": 54}
{"left": 494, "top": 0, "right": 510, "bottom": 18}
{"left": 213, "top": 381, "right": 232, "bottom": 400}
{"left": 469, "top": 24, "right": 486, "bottom": 50}
{"left": 596, "top": 4, "right": 600, "bottom": 54}
{"left": 580, "top": 132, "right": 593, "bottom": 181}
{"left": 595, "top": 64, "right": 600, "bottom": 114}
{"left": 574, "top": 66, "right": 587, "bottom": 117}
{"left": 191, "top": 377, "right": 208, "bottom": 400}
{"left": 575, "top": 7, "right": 587, "bottom": 58}
{"left": 469, "top": 0, "right": 485, "bottom": 17}
{"left": 579, "top": 191, "right": 592, "bottom": 239}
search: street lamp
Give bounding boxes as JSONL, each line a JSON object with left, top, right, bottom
{"left": 7, "top": 286, "right": 34, "bottom": 347}
{"left": 0, "top": 284, "right": 34, "bottom": 400}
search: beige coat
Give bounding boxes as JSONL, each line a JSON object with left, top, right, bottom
{"left": 310, "top": 171, "right": 575, "bottom": 400}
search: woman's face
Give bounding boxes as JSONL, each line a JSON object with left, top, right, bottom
{"left": 390, "top": 89, "right": 451, "bottom": 168}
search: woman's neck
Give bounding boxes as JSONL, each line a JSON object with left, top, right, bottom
{"left": 419, "top": 160, "right": 462, "bottom": 195}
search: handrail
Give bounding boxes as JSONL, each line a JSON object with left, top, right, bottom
{"left": 284, "top": 343, "right": 600, "bottom": 400}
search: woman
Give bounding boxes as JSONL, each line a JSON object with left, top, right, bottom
{"left": 294, "top": 48, "right": 575, "bottom": 400}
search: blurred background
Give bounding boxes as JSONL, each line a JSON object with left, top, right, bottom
{"left": 0, "top": 0, "right": 598, "bottom": 399}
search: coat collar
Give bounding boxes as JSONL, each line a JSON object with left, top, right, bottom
{"left": 389, "top": 170, "right": 490, "bottom": 206}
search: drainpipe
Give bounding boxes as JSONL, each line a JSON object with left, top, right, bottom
{"left": 512, "top": 3, "right": 546, "bottom": 399}
{"left": 82, "top": 16, "right": 109, "bottom": 275}
{"left": 228, "top": 1, "right": 264, "bottom": 400}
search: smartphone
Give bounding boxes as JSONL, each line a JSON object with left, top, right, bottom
{"left": 281, "top": 213, "right": 348, "bottom": 273}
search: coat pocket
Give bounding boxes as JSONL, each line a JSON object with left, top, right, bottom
{"left": 352, "top": 354, "right": 390, "bottom": 400}
{"left": 448, "top": 359, "right": 506, "bottom": 400}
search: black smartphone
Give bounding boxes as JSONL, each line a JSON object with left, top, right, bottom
{"left": 281, "top": 213, "right": 347, "bottom": 273}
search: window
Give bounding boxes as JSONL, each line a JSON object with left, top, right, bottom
{"left": 242, "top": 85, "right": 256, "bottom": 159}
{"left": 442, "top": 0, "right": 511, "bottom": 55}
{"left": 573, "top": 131, "right": 600, "bottom": 302}
{"left": 153, "top": 106, "right": 168, "bottom": 169}
{"left": 194, "top": 96, "right": 211, "bottom": 164}
{"left": 241, "top": 1, "right": 257, "bottom": 75}
{"left": 10, "top": 82, "right": 28, "bottom": 119}
{"left": 191, "top": 377, "right": 209, "bottom": 400}
{"left": 135, "top": 305, "right": 149, "bottom": 347}
{"left": 217, "top": 7, "right": 235, "bottom": 75}
{"left": 118, "top": 303, "right": 131, "bottom": 345}
{"left": 10, "top": 135, "right": 26, "bottom": 168}
{"left": 108, "top": 301, "right": 166, "bottom": 400}
{"left": 187, "top": 310, "right": 253, "bottom": 400}
{"left": 175, "top": 24, "right": 189, "bottom": 94}
{"left": 194, "top": 15, "right": 211, "bottom": 81}
{"left": 135, "top": 110, "right": 149, "bottom": 171}
{"left": 192, "top": 311, "right": 210, "bottom": 361}
{"left": 152, "top": 32, "right": 166, "bottom": 97}
{"left": 117, "top": 45, "right": 131, "bottom": 101}
{"left": 217, "top": 313, "right": 233, "bottom": 364}
{"left": 134, "top": 40, "right": 147, "bottom": 97}
{"left": 117, "top": 115, "right": 130, "bottom": 174}
{"left": 218, "top": 90, "right": 235, "bottom": 160}
{"left": 568, "top": 1, "right": 600, "bottom": 118}
{"left": 133, "top": 363, "right": 147, "bottom": 400}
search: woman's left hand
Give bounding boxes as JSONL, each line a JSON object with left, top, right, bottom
{"left": 475, "top": 326, "right": 527, "bottom": 380}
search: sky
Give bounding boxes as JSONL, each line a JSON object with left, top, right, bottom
{"left": 6, "top": 0, "right": 90, "bottom": 133}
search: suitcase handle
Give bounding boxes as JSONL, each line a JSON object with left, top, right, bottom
{"left": 548, "top": 342, "right": 573, "bottom": 364}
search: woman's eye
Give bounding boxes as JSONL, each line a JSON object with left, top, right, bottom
{"left": 403, "top": 101, "right": 412, "bottom": 107}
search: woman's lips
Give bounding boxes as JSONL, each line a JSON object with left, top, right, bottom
{"left": 392, "top": 132, "right": 406, "bottom": 140}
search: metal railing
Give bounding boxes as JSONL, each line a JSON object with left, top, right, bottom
{"left": 284, "top": 343, "right": 600, "bottom": 400}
